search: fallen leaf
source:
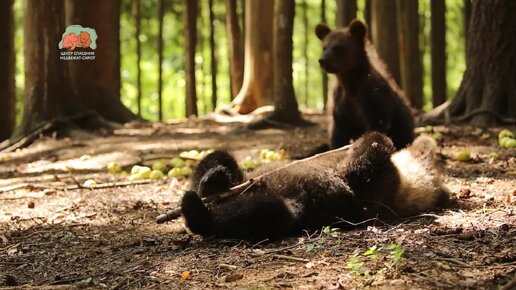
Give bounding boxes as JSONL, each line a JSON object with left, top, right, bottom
{"left": 181, "top": 271, "right": 191, "bottom": 280}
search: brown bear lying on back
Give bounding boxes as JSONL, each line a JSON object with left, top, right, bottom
{"left": 316, "top": 19, "right": 415, "bottom": 150}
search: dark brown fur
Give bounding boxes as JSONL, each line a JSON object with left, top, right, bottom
{"left": 181, "top": 132, "right": 448, "bottom": 241}
{"left": 316, "top": 20, "right": 415, "bottom": 150}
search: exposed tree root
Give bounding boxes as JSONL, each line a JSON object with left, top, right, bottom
{"left": 0, "top": 112, "right": 122, "bottom": 152}
{"left": 417, "top": 101, "right": 516, "bottom": 127}
{"left": 245, "top": 114, "right": 315, "bottom": 130}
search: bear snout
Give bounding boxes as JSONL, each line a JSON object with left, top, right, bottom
{"left": 319, "top": 58, "right": 338, "bottom": 73}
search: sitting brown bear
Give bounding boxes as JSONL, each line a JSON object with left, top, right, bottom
{"left": 316, "top": 19, "right": 415, "bottom": 150}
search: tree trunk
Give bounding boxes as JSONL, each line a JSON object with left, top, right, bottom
{"left": 249, "top": 0, "right": 306, "bottom": 128}
{"left": 430, "top": 0, "right": 446, "bottom": 107}
{"left": 19, "top": 0, "right": 81, "bottom": 135}
{"left": 133, "top": 0, "right": 142, "bottom": 116}
{"left": 65, "top": 0, "right": 140, "bottom": 123}
{"left": 184, "top": 0, "right": 198, "bottom": 116}
{"left": 209, "top": 0, "right": 218, "bottom": 110}
{"left": 370, "top": 0, "right": 401, "bottom": 86}
{"left": 336, "top": 0, "right": 357, "bottom": 27}
{"left": 270, "top": 0, "right": 301, "bottom": 122}
{"left": 420, "top": 0, "right": 516, "bottom": 127}
{"left": 228, "top": 0, "right": 274, "bottom": 114}
{"left": 396, "top": 0, "right": 423, "bottom": 109}
{"left": 157, "top": 0, "right": 164, "bottom": 120}
{"left": 225, "top": 0, "right": 244, "bottom": 100}
{"left": 0, "top": 0, "right": 15, "bottom": 140}
{"left": 464, "top": 0, "right": 471, "bottom": 52}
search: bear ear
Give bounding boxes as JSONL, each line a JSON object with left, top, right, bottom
{"left": 349, "top": 19, "right": 367, "bottom": 40}
{"left": 315, "top": 24, "right": 331, "bottom": 40}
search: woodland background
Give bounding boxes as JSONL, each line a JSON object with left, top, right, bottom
{"left": 1, "top": 0, "right": 473, "bottom": 138}
{"left": 0, "top": 1, "right": 515, "bottom": 288}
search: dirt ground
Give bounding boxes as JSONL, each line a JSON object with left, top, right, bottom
{"left": 0, "top": 114, "right": 515, "bottom": 290}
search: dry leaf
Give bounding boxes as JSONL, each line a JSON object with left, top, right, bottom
{"left": 181, "top": 271, "right": 191, "bottom": 280}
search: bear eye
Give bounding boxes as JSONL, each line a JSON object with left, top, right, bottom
{"left": 332, "top": 45, "right": 346, "bottom": 54}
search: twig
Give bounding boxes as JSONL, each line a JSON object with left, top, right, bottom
{"left": 49, "top": 275, "right": 92, "bottom": 285}
{"left": 219, "top": 263, "right": 238, "bottom": 270}
{"left": 68, "top": 179, "right": 153, "bottom": 190}
{"left": 436, "top": 257, "right": 472, "bottom": 267}
{"left": 0, "top": 261, "right": 26, "bottom": 266}
{"left": 332, "top": 217, "right": 380, "bottom": 227}
{"left": 272, "top": 254, "right": 309, "bottom": 263}
{"left": 0, "top": 183, "right": 38, "bottom": 193}
{"left": 156, "top": 145, "right": 352, "bottom": 223}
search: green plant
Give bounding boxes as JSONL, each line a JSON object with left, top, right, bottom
{"left": 305, "top": 226, "right": 338, "bottom": 252}
{"left": 343, "top": 243, "right": 406, "bottom": 277}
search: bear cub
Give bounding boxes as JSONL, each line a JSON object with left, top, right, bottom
{"left": 181, "top": 132, "right": 449, "bottom": 241}
{"left": 316, "top": 19, "right": 415, "bottom": 150}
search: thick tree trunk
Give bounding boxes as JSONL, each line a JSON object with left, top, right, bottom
{"left": 19, "top": 0, "right": 81, "bottom": 135}
{"left": 0, "top": 0, "right": 15, "bottom": 140}
{"left": 464, "top": 0, "right": 471, "bottom": 52}
{"left": 370, "top": 0, "right": 401, "bottom": 86}
{"left": 396, "top": 0, "right": 423, "bottom": 109}
{"left": 420, "top": 0, "right": 516, "bottom": 127}
{"left": 249, "top": 0, "right": 306, "bottom": 128}
{"left": 65, "top": 0, "right": 140, "bottom": 123}
{"left": 336, "top": 0, "right": 357, "bottom": 27}
{"left": 228, "top": 0, "right": 274, "bottom": 114}
{"left": 268, "top": 0, "right": 303, "bottom": 124}
{"left": 184, "top": 0, "right": 198, "bottom": 116}
{"left": 430, "top": 0, "right": 446, "bottom": 107}
{"left": 226, "top": 0, "right": 244, "bottom": 100}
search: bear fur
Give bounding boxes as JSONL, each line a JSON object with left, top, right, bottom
{"left": 181, "top": 132, "right": 449, "bottom": 241}
{"left": 315, "top": 20, "right": 415, "bottom": 150}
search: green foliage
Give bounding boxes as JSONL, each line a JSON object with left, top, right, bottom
{"left": 344, "top": 251, "right": 367, "bottom": 276}
{"left": 344, "top": 243, "right": 406, "bottom": 277}
{"left": 305, "top": 226, "right": 338, "bottom": 252}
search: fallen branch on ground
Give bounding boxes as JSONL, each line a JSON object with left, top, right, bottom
{"left": 156, "top": 144, "right": 351, "bottom": 224}
{"left": 0, "top": 180, "right": 153, "bottom": 194}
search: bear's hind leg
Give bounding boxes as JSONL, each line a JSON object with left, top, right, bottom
{"left": 181, "top": 189, "right": 300, "bottom": 241}
{"left": 210, "top": 193, "right": 300, "bottom": 240}
{"left": 191, "top": 151, "right": 244, "bottom": 197}
{"left": 339, "top": 132, "right": 398, "bottom": 199}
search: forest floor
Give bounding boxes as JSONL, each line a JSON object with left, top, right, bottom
{"left": 0, "top": 113, "right": 515, "bottom": 290}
